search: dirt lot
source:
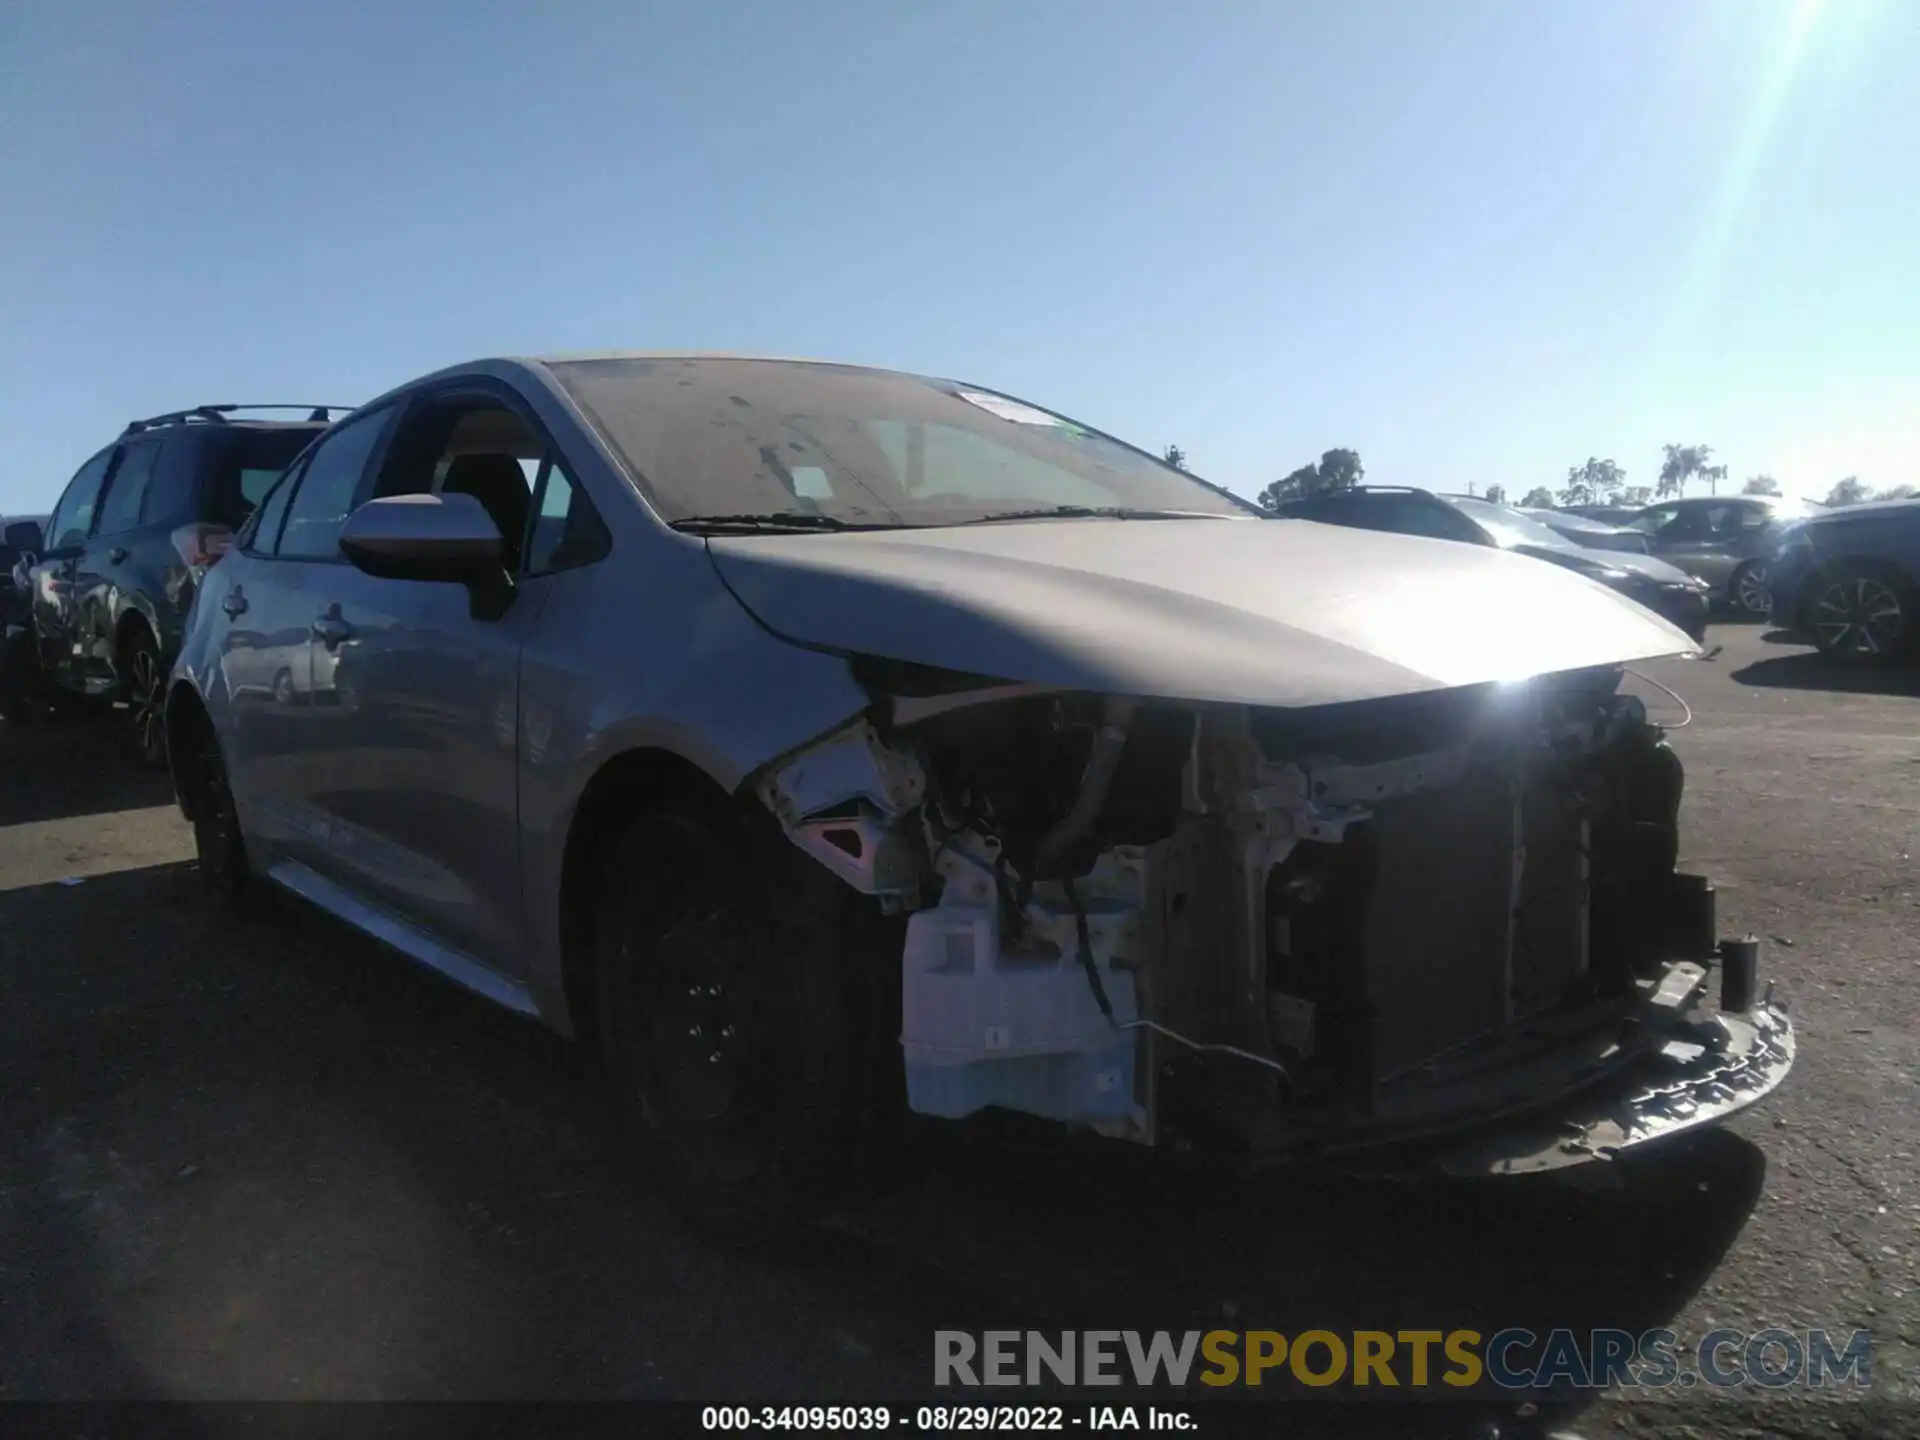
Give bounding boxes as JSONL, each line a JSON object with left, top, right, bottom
{"left": 1, "top": 623, "right": 1914, "bottom": 1436}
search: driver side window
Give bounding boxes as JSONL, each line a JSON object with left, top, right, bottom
{"left": 1664, "top": 507, "right": 1719, "bottom": 542}
{"left": 1629, "top": 504, "right": 1678, "bottom": 535}
{"left": 368, "top": 392, "right": 606, "bottom": 576}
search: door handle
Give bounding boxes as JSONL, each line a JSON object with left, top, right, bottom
{"left": 109, "top": 547, "right": 130, "bottom": 564}
{"left": 312, "top": 614, "right": 353, "bottom": 648}
{"left": 222, "top": 589, "right": 248, "bottom": 618}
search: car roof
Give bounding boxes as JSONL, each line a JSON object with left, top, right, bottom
{"left": 348, "top": 353, "right": 962, "bottom": 423}
{"left": 1804, "top": 496, "right": 1920, "bottom": 521}
{"left": 1526, "top": 508, "right": 1617, "bottom": 528}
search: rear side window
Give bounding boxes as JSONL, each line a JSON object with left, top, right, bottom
{"left": 1658, "top": 506, "right": 1719, "bottom": 541}
{"left": 142, "top": 435, "right": 203, "bottom": 526}
{"left": 1370, "top": 495, "right": 1482, "bottom": 544}
{"left": 276, "top": 410, "right": 392, "bottom": 560}
{"left": 209, "top": 428, "right": 325, "bottom": 526}
{"left": 96, "top": 443, "right": 161, "bottom": 535}
{"left": 47, "top": 450, "right": 113, "bottom": 548}
{"left": 243, "top": 463, "right": 302, "bottom": 554}
{"left": 1279, "top": 493, "right": 1364, "bottom": 525}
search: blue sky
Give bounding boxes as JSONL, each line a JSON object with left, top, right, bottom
{"left": 3, "top": 0, "right": 1915, "bottom": 515}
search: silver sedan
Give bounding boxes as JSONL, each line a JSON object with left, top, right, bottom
{"left": 164, "top": 355, "right": 1792, "bottom": 1228}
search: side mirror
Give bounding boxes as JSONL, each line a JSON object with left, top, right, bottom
{"left": 339, "top": 494, "right": 515, "bottom": 617}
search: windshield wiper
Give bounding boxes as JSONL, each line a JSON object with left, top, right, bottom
{"left": 668, "top": 511, "right": 894, "bottom": 534}
{"left": 954, "top": 505, "right": 1236, "bottom": 525}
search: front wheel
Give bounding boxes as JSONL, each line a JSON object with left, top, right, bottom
{"left": 1805, "top": 563, "right": 1912, "bottom": 661}
{"left": 123, "top": 628, "right": 169, "bottom": 768}
{"left": 593, "top": 806, "right": 892, "bottom": 1234}
{"left": 1729, "top": 561, "right": 1772, "bottom": 617}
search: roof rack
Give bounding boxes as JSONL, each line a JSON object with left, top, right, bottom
{"left": 123, "top": 403, "right": 351, "bottom": 434}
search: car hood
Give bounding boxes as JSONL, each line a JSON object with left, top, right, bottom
{"left": 1605, "top": 551, "right": 1705, "bottom": 585}
{"left": 706, "top": 518, "right": 1697, "bottom": 710}
{"left": 1551, "top": 547, "right": 1702, "bottom": 586}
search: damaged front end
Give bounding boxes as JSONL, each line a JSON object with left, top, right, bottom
{"left": 753, "top": 663, "right": 1793, "bottom": 1174}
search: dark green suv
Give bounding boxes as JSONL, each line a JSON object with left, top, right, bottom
{"left": 28, "top": 405, "right": 343, "bottom": 764}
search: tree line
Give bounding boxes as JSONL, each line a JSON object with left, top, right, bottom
{"left": 1155, "top": 439, "right": 1917, "bottom": 512}
{"left": 1515, "top": 445, "right": 1915, "bottom": 509}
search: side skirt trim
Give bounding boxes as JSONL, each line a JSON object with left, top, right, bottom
{"left": 265, "top": 859, "right": 541, "bottom": 1018}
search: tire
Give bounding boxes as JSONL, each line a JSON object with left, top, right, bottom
{"left": 593, "top": 805, "right": 893, "bottom": 1235}
{"left": 1728, "top": 561, "right": 1772, "bottom": 618}
{"left": 1803, "top": 561, "right": 1913, "bottom": 662}
{"left": 184, "top": 709, "right": 254, "bottom": 909}
{"left": 122, "top": 626, "right": 169, "bottom": 769}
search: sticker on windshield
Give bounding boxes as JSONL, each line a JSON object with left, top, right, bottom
{"left": 956, "top": 390, "right": 1075, "bottom": 428}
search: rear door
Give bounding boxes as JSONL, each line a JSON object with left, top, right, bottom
{"left": 212, "top": 408, "right": 398, "bottom": 871}
{"left": 79, "top": 437, "right": 162, "bottom": 686}
{"left": 30, "top": 447, "right": 114, "bottom": 691}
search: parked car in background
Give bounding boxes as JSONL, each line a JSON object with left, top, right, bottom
{"left": 3, "top": 514, "right": 49, "bottom": 569}
{"left": 3, "top": 514, "right": 48, "bottom": 604}
{"left": 1519, "top": 507, "right": 1652, "bottom": 554}
{"left": 1767, "top": 498, "right": 1920, "bottom": 661}
{"left": 163, "top": 355, "right": 1788, "bottom": 1226}
{"left": 1563, "top": 504, "right": 1645, "bottom": 526}
{"left": 1268, "top": 486, "right": 1711, "bottom": 642}
{"left": 1, "top": 515, "right": 50, "bottom": 723}
{"left": 1621, "top": 495, "right": 1824, "bottom": 618}
{"left": 28, "top": 405, "right": 341, "bottom": 763}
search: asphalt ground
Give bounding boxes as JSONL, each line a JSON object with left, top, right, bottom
{"left": 0, "top": 622, "right": 1914, "bottom": 1437}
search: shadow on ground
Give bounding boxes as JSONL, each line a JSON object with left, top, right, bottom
{"left": 1731, "top": 650, "right": 1920, "bottom": 698}
{"left": 0, "top": 843, "right": 1769, "bottom": 1435}
{"left": 0, "top": 712, "right": 174, "bottom": 826}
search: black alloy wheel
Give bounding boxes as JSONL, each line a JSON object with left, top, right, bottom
{"left": 1808, "top": 565, "right": 1909, "bottom": 661}
{"left": 1729, "top": 561, "right": 1772, "bottom": 617}
{"left": 594, "top": 806, "right": 893, "bottom": 1235}
{"left": 124, "top": 629, "right": 169, "bottom": 768}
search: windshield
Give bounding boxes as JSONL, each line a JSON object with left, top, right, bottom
{"left": 1448, "top": 497, "right": 1580, "bottom": 551}
{"left": 547, "top": 357, "right": 1254, "bottom": 527}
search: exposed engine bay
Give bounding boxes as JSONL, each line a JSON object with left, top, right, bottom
{"left": 755, "top": 664, "right": 1795, "bottom": 1172}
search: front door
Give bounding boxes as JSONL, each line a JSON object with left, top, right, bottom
{"left": 305, "top": 562, "right": 542, "bottom": 973}
{"left": 293, "top": 388, "right": 552, "bottom": 978}
{"left": 1645, "top": 503, "right": 1740, "bottom": 588}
